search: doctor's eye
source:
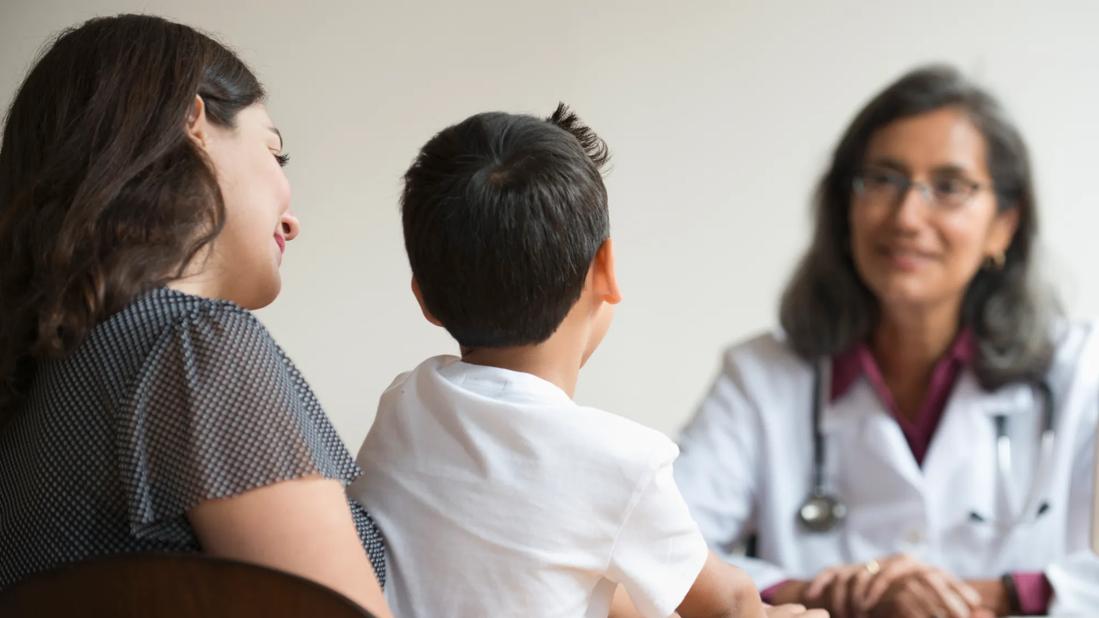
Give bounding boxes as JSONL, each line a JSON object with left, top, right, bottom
{"left": 929, "top": 175, "right": 980, "bottom": 208}
{"left": 853, "top": 167, "right": 905, "bottom": 201}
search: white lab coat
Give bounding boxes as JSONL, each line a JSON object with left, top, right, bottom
{"left": 674, "top": 322, "right": 1099, "bottom": 614}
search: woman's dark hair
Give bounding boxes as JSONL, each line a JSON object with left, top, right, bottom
{"left": 0, "top": 14, "right": 265, "bottom": 418}
{"left": 401, "top": 103, "right": 610, "bottom": 349}
{"left": 779, "top": 64, "right": 1058, "bottom": 389}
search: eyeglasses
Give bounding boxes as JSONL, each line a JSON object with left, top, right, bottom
{"left": 852, "top": 166, "right": 992, "bottom": 210}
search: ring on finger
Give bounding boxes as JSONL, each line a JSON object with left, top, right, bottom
{"left": 864, "top": 559, "right": 881, "bottom": 575}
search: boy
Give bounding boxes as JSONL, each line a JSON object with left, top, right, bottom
{"left": 351, "top": 104, "right": 822, "bottom": 618}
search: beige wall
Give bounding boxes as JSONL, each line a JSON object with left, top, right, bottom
{"left": 3, "top": 0, "right": 1099, "bottom": 447}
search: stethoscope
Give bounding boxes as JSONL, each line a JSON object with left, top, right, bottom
{"left": 797, "top": 359, "right": 1057, "bottom": 533}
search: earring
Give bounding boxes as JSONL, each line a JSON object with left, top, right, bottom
{"left": 986, "top": 250, "right": 1006, "bottom": 270}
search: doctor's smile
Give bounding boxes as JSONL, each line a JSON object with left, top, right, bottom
{"left": 873, "top": 244, "right": 939, "bottom": 271}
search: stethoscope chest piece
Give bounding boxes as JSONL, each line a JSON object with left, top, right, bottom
{"left": 799, "top": 359, "right": 847, "bottom": 534}
{"left": 798, "top": 491, "right": 847, "bottom": 533}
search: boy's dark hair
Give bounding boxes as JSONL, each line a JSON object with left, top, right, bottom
{"left": 402, "top": 103, "right": 611, "bottom": 348}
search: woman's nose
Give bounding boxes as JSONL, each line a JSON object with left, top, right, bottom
{"left": 280, "top": 211, "right": 301, "bottom": 241}
{"left": 892, "top": 185, "right": 927, "bottom": 229}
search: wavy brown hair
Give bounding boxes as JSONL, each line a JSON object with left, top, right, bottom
{"left": 0, "top": 14, "right": 265, "bottom": 419}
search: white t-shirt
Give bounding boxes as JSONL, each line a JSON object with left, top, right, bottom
{"left": 350, "top": 355, "right": 709, "bottom": 618}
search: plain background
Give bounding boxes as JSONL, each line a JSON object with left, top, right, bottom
{"left": 3, "top": 1, "right": 1098, "bottom": 447}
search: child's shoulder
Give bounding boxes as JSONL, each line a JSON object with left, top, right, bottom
{"left": 568, "top": 402, "right": 681, "bottom": 472}
{"left": 373, "top": 355, "right": 679, "bottom": 474}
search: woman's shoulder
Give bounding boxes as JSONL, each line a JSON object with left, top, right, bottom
{"left": 703, "top": 328, "right": 814, "bottom": 409}
{"left": 95, "top": 287, "right": 272, "bottom": 346}
{"left": 124, "top": 287, "right": 283, "bottom": 361}
{"left": 136, "top": 287, "right": 268, "bottom": 330}
{"left": 1048, "top": 318, "right": 1099, "bottom": 387}
{"left": 115, "top": 287, "right": 305, "bottom": 424}
{"left": 114, "top": 290, "right": 358, "bottom": 543}
{"left": 1041, "top": 318, "right": 1099, "bottom": 371}
{"left": 1053, "top": 318, "right": 1099, "bottom": 350}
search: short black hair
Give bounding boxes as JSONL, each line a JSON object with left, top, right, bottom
{"left": 402, "top": 103, "right": 611, "bottom": 348}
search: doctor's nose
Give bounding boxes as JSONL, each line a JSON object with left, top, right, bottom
{"left": 891, "top": 186, "right": 928, "bottom": 231}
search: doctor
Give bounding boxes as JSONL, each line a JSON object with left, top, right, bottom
{"left": 675, "top": 65, "right": 1098, "bottom": 618}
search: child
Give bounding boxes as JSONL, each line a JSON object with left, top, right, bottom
{"left": 350, "top": 104, "right": 823, "bottom": 618}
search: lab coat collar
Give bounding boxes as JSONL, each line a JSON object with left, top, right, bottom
{"left": 818, "top": 364, "right": 1035, "bottom": 493}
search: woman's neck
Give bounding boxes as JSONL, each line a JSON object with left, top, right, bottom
{"left": 165, "top": 249, "right": 225, "bottom": 300}
{"left": 871, "top": 301, "right": 961, "bottom": 420}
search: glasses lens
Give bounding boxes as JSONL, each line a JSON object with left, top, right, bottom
{"left": 855, "top": 169, "right": 903, "bottom": 204}
{"left": 931, "top": 177, "right": 977, "bottom": 209}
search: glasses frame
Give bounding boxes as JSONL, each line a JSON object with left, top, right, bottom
{"left": 852, "top": 166, "right": 994, "bottom": 210}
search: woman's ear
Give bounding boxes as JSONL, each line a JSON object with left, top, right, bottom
{"left": 411, "top": 277, "right": 445, "bottom": 327}
{"left": 591, "top": 238, "right": 622, "bottom": 305}
{"left": 186, "top": 95, "right": 210, "bottom": 150}
{"left": 987, "top": 205, "right": 1021, "bottom": 260}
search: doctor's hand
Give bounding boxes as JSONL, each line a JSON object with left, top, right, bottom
{"left": 858, "top": 555, "right": 990, "bottom": 618}
{"left": 800, "top": 555, "right": 987, "bottom": 618}
{"left": 800, "top": 563, "right": 876, "bottom": 618}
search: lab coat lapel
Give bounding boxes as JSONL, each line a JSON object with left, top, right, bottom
{"left": 822, "top": 378, "right": 925, "bottom": 496}
{"left": 922, "top": 372, "right": 1002, "bottom": 506}
{"left": 925, "top": 374, "right": 1036, "bottom": 514}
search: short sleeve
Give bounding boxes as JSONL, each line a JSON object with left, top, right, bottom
{"left": 115, "top": 302, "right": 361, "bottom": 542}
{"left": 607, "top": 448, "right": 710, "bottom": 618}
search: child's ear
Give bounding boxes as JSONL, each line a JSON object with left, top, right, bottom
{"left": 186, "top": 95, "right": 210, "bottom": 150}
{"left": 591, "top": 238, "right": 621, "bottom": 305}
{"left": 411, "top": 277, "right": 445, "bottom": 327}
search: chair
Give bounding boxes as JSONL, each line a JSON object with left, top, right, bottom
{"left": 0, "top": 552, "right": 377, "bottom": 617}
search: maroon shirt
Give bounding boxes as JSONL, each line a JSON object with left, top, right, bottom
{"left": 829, "top": 329, "right": 976, "bottom": 466}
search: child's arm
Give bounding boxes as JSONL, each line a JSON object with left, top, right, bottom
{"left": 609, "top": 552, "right": 829, "bottom": 618}
{"left": 608, "top": 552, "right": 769, "bottom": 618}
{"left": 609, "top": 584, "right": 653, "bottom": 618}
{"left": 605, "top": 445, "right": 827, "bottom": 618}
{"left": 611, "top": 554, "right": 826, "bottom": 615}
{"left": 675, "top": 554, "right": 830, "bottom": 618}
{"left": 675, "top": 551, "right": 765, "bottom": 618}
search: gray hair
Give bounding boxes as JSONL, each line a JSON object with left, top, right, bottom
{"left": 779, "top": 65, "right": 1059, "bottom": 390}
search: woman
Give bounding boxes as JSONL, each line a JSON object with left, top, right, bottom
{"left": 675, "top": 65, "right": 1098, "bottom": 617}
{"left": 0, "top": 15, "right": 391, "bottom": 616}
